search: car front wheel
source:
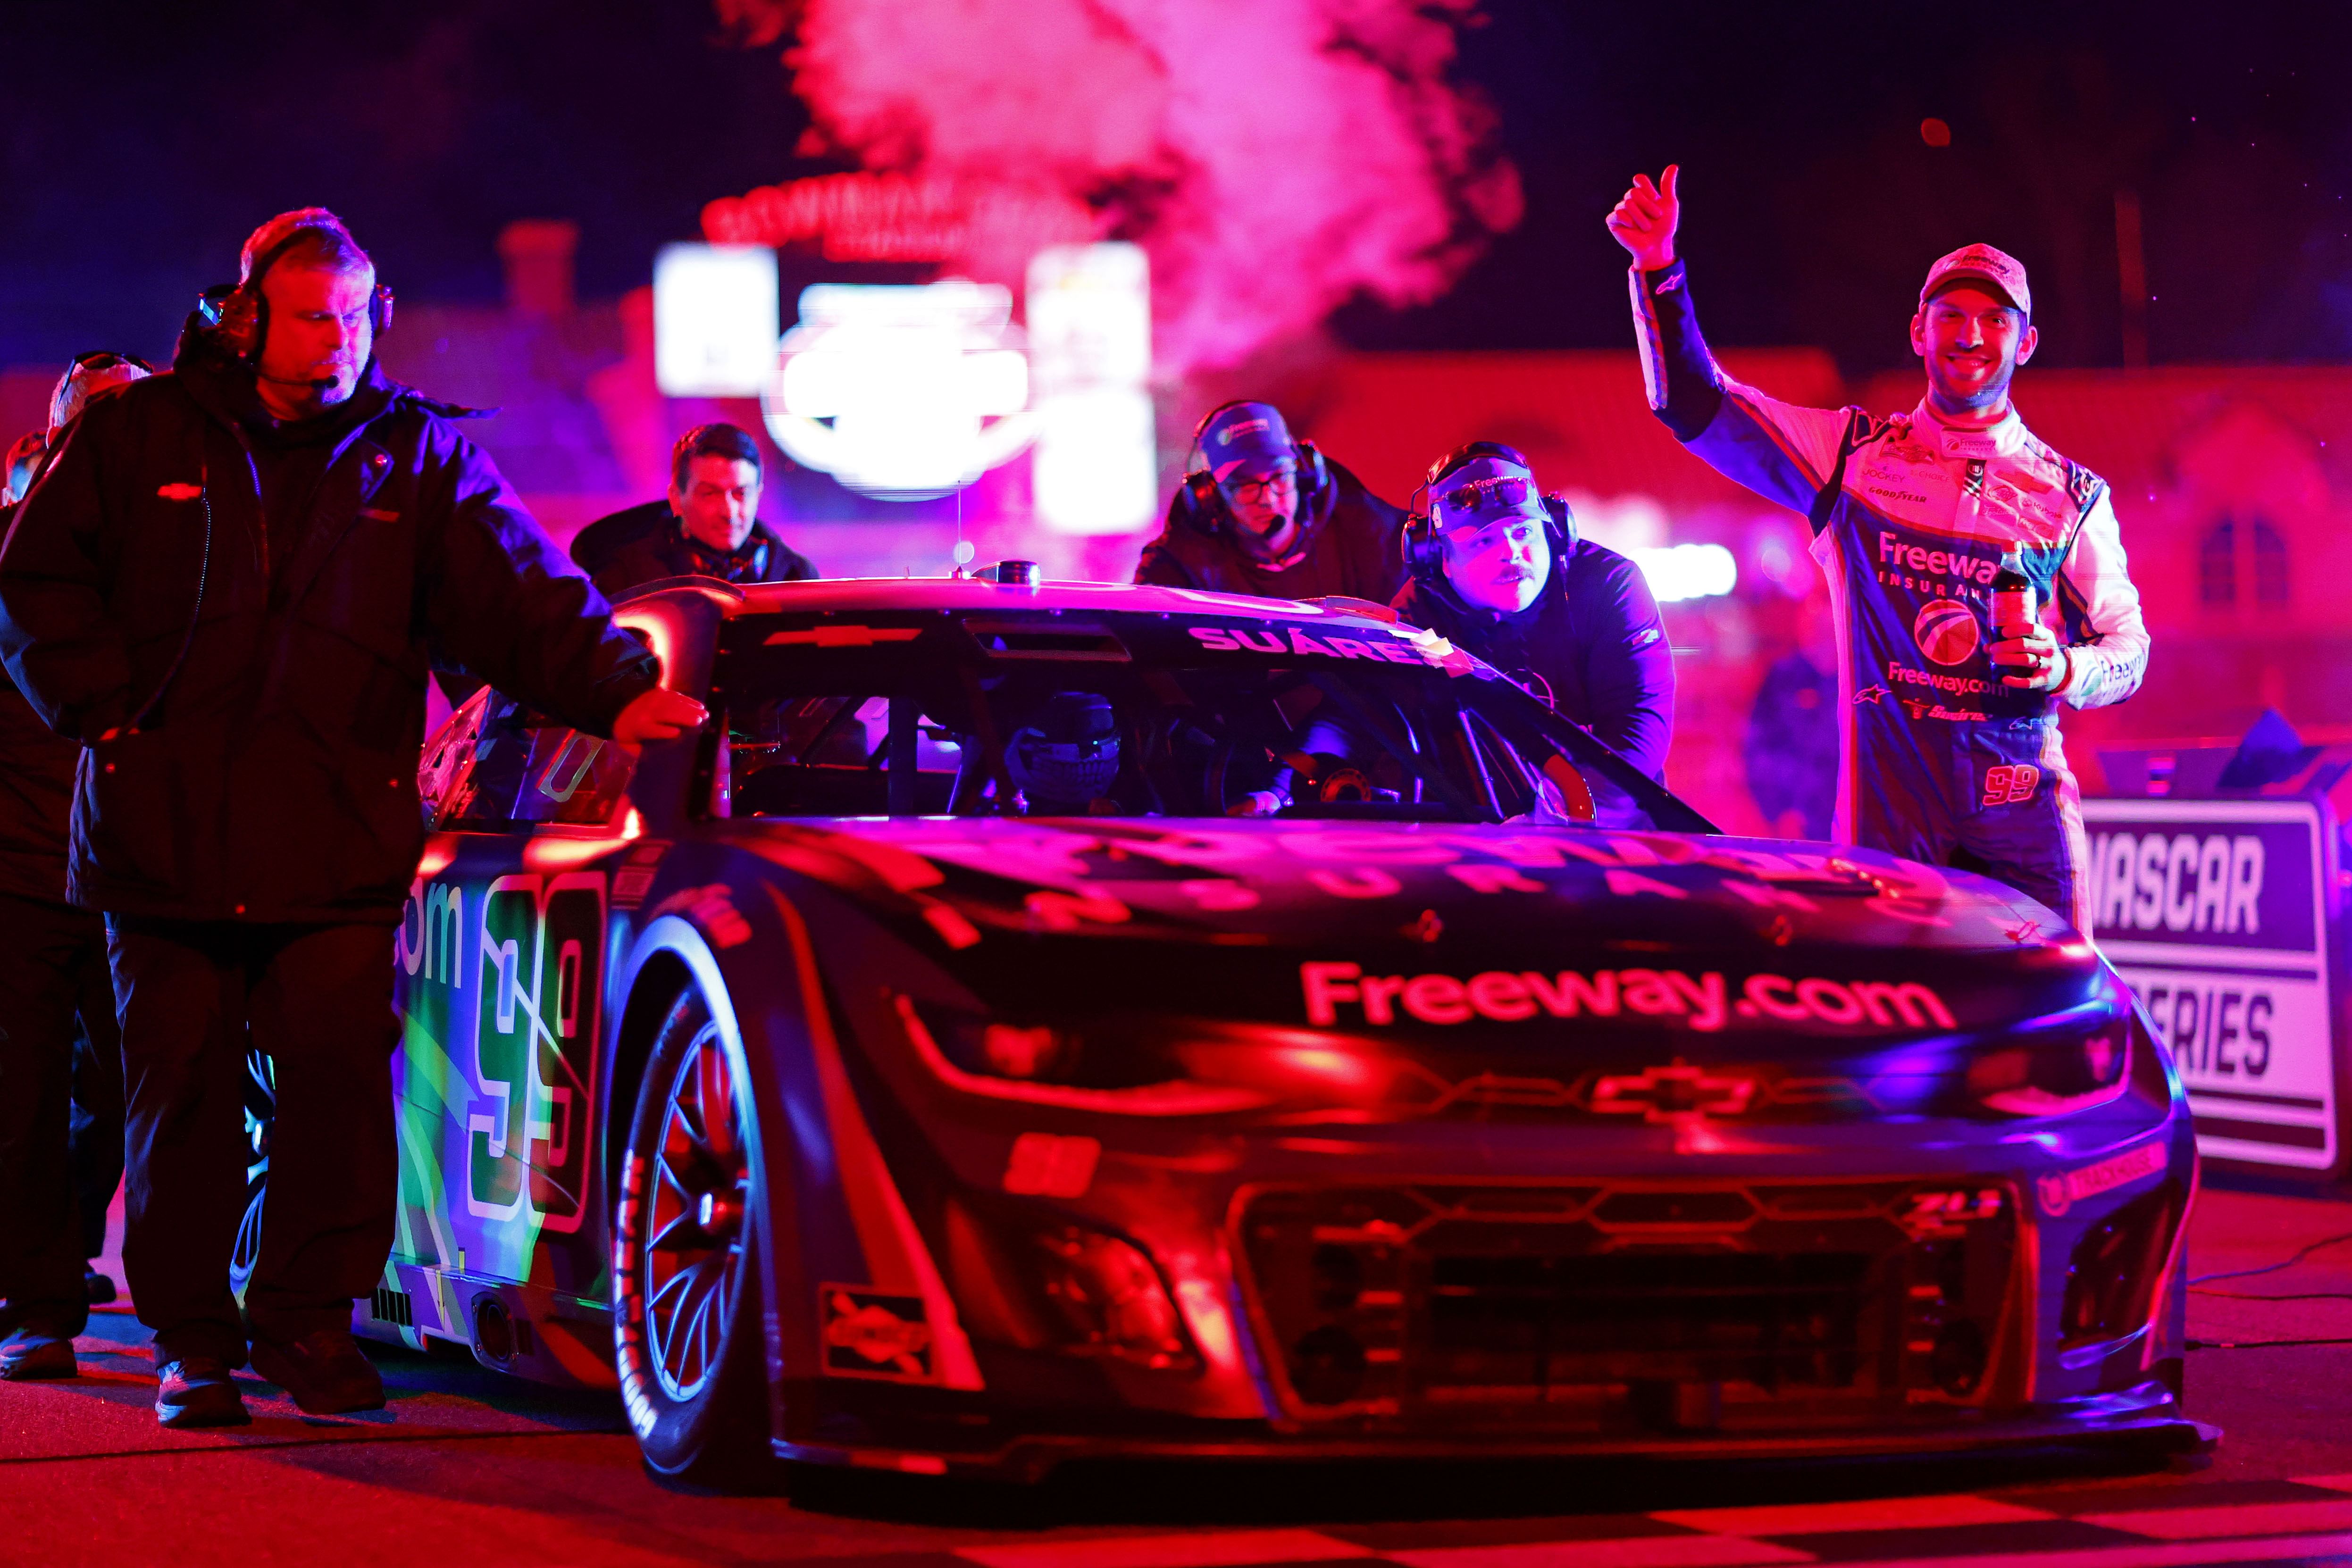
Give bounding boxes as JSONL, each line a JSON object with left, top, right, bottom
{"left": 612, "top": 985, "right": 771, "bottom": 1482}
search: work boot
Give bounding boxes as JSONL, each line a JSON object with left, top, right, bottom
{"left": 84, "top": 1267, "right": 117, "bottom": 1306}
{"left": 0, "top": 1329, "right": 76, "bottom": 1380}
{"left": 155, "top": 1358, "right": 250, "bottom": 1428}
{"left": 249, "top": 1328, "right": 385, "bottom": 1416}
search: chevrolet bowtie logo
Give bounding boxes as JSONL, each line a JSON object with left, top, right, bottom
{"left": 1588, "top": 1064, "right": 1757, "bottom": 1124}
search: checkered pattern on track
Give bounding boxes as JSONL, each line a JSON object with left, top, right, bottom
{"left": 805, "top": 1478, "right": 2352, "bottom": 1568}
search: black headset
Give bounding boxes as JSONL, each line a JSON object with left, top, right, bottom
{"left": 1401, "top": 441, "right": 1576, "bottom": 584}
{"left": 195, "top": 225, "right": 394, "bottom": 365}
{"left": 1179, "top": 400, "right": 1329, "bottom": 534}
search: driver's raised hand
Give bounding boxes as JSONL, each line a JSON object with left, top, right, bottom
{"left": 1606, "top": 165, "right": 1681, "bottom": 273}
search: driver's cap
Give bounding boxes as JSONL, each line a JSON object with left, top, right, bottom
{"left": 1198, "top": 401, "right": 1296, "bottom": 483}
{"left": 1919, "top": 243, "right": 2031, "bottom": 318}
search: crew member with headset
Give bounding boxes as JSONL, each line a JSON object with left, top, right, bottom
{"left": 0, "top": 207, "right": 699, "bottom": 1429}
{"left": 1391, "top": 442, "right": 1676, "bottom": 810}
{"left": 1134, "top": 400, "right": 1405, "bottom": 602}
{"left": 568, "top": 421, "right": 816, "bottom": 599}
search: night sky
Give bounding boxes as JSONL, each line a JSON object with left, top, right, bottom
{"left": 4, "top": 0, "right": 2347, "bottom": 376}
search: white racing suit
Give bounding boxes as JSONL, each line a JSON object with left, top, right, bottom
{"left": 1630, "top": 259, "right": 2149, "bottom": 929}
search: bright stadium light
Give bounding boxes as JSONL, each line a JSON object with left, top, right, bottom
{"left": 762, "top": 280, "right": 1038, "bottom": 500}
{"left": 653, "top": 243, "right": 779, "bottom": 397}
{"left": 1566, "top": 492, "right": 1737, "bottom": 603}
{"left": 1627, "top": 542, "right": 1739, "bottom": 603}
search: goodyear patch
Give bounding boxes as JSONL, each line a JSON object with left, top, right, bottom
{"left": 822, "top": 1286, "right": 934, "bottom": 1381}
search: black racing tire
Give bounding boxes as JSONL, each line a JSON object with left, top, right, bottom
{"left": 229, "top": 1044, "right": 274, "bottom": 1304}
{"left": 611, "top": 984, "right": 772, "bottom": 1484}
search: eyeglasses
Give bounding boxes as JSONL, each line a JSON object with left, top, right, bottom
{"left": 69, "top": 351, "right": 155, "bottom": 375}
{"left": 1435, "top": 474, "right": 1535, "bottom": 522}
{"left": 1222, "top": 467, "right": 1297, "bottom": 504}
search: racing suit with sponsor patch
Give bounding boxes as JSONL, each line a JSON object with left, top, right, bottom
{"left": 1629, "top": 259, "right": 2148, "bottom": 928}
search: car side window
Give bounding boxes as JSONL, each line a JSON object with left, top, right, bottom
{"left": 721, "top": 692, "right": 961, "bottom": 817}
{"left": 438, "top": 694, "right": 637, "bottom": 832}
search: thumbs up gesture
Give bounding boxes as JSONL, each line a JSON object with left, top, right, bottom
{"left": 1606, "top": 165, "right": 1682, "bottom": 272}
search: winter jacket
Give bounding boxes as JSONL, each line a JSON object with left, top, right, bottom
{"left": 569, "top": 500, "right": 817, "bottom": 601}
{"left": 0, "top": 610, "right": 77, "bottom": 907}
{"left": 1391, "top": 537, "right": 1676, "bottom": 784}
{"left": 1134, "top": 456, "right": 1406, "bottom": 605}
{"left": 0, "top": 325, "right": 659, "bottom": 924}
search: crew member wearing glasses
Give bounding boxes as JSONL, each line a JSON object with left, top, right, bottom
{"left": 1391, "top": 443, "right": 1675, "bottom": 797}
{"left": 1134, "top": 400, "right": 1406, "bottom": 603}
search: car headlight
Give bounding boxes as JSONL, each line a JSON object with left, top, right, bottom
{"left": 1965, "top": 1018, "right": 2133, "bottom": 1118}
{"left": 895, "top": 995, "right": 1428, "bottom": 1118}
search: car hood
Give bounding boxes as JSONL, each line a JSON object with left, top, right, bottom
{"left": 733, "top": 817, "right": 2116, "bottom": 1051}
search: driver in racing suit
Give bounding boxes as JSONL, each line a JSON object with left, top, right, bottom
{"left": 1607, "top": 167, "right": 2147, "bottom": 928}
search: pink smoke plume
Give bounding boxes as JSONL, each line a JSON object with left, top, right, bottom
{"left": 717, "top": 0, "right": 1522, "bottom": 375}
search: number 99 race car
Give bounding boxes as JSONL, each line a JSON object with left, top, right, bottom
{"left": 315, "top": 573, "right": 2201, "bottom": 1483}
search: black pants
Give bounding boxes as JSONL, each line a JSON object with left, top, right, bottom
{"left": 70, "top": 1017, "right": 125, "bottom": 1263}
{"left": 106, "top": 916, "right": 398, "bottom": 1365}
{"left": 0, "top": 893, "right": 120, "bottom": 1338}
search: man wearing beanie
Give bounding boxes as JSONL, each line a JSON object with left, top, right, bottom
{"left": 1135, "top": 400, "right": 1406, "bottom": 603}
{"left": 1608, "top": 167, "right": 2147, "bottom": 928}
{"left": 0, "top": 208, "right": 705, "bottom": 1428}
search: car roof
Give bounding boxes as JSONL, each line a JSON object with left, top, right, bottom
{"left": 617, "top": 574, "right": 1406, "bottom": 633}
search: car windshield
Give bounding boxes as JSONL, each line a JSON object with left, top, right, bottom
{"left": 711, "top": 604, "right": 1714, "bottom": 832}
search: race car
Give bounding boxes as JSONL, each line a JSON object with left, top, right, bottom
{"left": 246, "top": 570, "right": 2201, "bottom": 1481}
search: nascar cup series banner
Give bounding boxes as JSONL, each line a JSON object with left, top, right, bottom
{"left": 2082, "top": 798, "right": 2341, "bottom": 1171}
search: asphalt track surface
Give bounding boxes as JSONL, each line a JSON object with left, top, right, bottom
{"left": 7, "top": 1182, "right": 2352, "bottom": 1568}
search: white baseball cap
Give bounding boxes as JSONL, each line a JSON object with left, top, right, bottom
{"left": 1919, "top": 243, "right": 2031, "bottom": 319}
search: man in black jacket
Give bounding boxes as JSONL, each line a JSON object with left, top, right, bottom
{"left": 0, "top": 351, "right": 154, "bottom": 1382}
{"left": 0, "top": 209, "right": 703, "bottom": 1429}
{"left": 569, "top": 422, "right": 815, "bottom": 599}
{"left": 1134, "top": 400, "right": 1405, "bottom": 603}
{"left": 1391, "top": 444, "right": 1675, "bottom": 819}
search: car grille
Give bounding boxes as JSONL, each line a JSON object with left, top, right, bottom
{"left": 1236, "top": 1180, "right": 2017, "bottom": 1433}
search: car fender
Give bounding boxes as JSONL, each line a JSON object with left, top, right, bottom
{"left": 616, "top": 899, "right": 986, "bottom": 1426}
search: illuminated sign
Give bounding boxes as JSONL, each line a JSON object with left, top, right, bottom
{"left": 1027, "top": 243, "right": 1155, "bottom": 536}
{"left": 652, "top": 243, "right": 779, "bottom": 398}
{"left": 761, "top": 280, "right": 1038, "bottom": 501}
{"left": 702, "top": 174, "right": 1090, "bottom": 264}
{"left": 2083, "top": 797, "right": 2335, "bottom": 1170}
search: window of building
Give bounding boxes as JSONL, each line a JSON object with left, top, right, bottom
{"left": 2199, "top": 518, "right": 2236, "bottom": 605}
{"left": 2199, "top": 514, "right": 2291, "bottom": 608}
{"left": 2253, "top": 517, "right": 2290, "bottom": 604}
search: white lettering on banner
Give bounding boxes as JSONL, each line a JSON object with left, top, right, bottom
{"left": 2127, "top": 968, "right": 2338, "bottom": 1097}
{"left": 1299, "top": 962, "right": 1955, "bottom": 1033}
{"left": 2089, "top": 831, "right": 2264, "bottom": 936}
{"left": 2035, "top": 1140, "right": 2168, "bottom": 1218}
{"left": 2082, "top": 798, "right": 2332, "bottom": 1174}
